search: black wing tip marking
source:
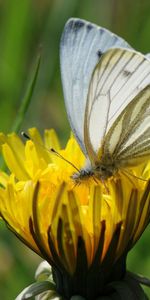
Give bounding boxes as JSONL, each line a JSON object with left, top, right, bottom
{"left": 60, "top": 18, "right": 85, "bottom": 47}
{"left": 60, "top": 18, "right": 96, "bottom": 47}
{"left": 67, "top": 18, "right": 85, "bottom": 32}
{"left": 99, "top": 27, "right": 105, "bottom": 36}
{"left": 68, "top": 19, "right": 95, "bottom": 33}
{"left": 63, "top": 18, "right": 129, "bottom": 48}
{"left": 65, "top": 18, "right": 100, "bottom": 33}
{"left": 87, "top": 23, "right": 93, "bottom": 31}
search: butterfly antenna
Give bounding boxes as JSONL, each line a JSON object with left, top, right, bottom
{"left": 51, "top": 148, "right": 80, "bottom": 172}
{"left": 122, "top": 169, "right": 147, "bottom": 182}
{"left": 21, "top": 131, "right": 30, "bottom": 140}
{"left": 21, "top": 131, "right": 80, "bottom": 173}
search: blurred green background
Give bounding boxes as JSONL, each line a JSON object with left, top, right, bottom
{"left": 0, "top": 0, "right": 150, "bottom": 299}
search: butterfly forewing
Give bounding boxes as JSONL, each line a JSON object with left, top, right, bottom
{"left": 85, "top": 48, "right": 150, "bottom": 161}
{"left": 60, "top": 18, "right": 131, "bottom": 155}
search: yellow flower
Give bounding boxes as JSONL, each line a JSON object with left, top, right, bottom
{"left": 0, "top": 127, "right": 150, "bottom": 299}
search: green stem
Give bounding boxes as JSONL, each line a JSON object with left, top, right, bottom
{"left": 12, "top": 53, "right": 41, "bottom": 133}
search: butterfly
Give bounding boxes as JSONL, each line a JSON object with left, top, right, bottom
{"left": 60, "top": 18, "right": 150, "bottom": 183}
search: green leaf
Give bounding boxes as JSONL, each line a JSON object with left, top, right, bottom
{"left": 15, "top": 280, "right": 54, "bottom": 300}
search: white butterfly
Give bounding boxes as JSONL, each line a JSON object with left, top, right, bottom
{"left": 60, "top": 18, "right": 150, "bottom": 182}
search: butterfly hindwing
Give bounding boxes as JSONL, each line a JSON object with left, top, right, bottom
{"left": 84, "top": 48, "right": 150, "bottom": 163}
{"left": 103, "top": 85, "right": 150, "bottom": 166}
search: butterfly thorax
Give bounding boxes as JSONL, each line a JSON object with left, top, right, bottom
{"left": 93, "top": 152, "right": 119, "bottom": 179}
{"left": 93, "top": 161, "right": 118, "bottom": 180}
{"left": 71, "top": 157, "right": 118, "bottom": 184}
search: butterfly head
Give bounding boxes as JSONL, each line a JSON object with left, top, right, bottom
{"left": 71, "top": 166, "right": 94, "bottom": 185}
{"left": 71, "top": 157, "right": 95, "bottom": 183}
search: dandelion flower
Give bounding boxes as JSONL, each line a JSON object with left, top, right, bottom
{"left": 0, "top": 128, "right": 150, "bottom": 300}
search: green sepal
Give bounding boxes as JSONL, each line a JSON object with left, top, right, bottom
{"left": 35, "top": 261, "right": 53, "bottom": 282}
{"left": 127, "top": 271, "right": 150, "bottom": 288}
{"left": 35, "top": 290, "right": 62, "bottom": 300}
{"left": 107, "top": 275, "right": 148, "bottom": 300}
{"left": 15, "top": 280, "right": 55, "bottom": 300}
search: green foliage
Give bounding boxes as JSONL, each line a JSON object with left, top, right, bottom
{"left": 0, "top": 1, "right": 150, "bottom": 299}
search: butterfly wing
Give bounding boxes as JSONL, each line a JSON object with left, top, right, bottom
{"left": 84, "top": 48, "right": 150, "bottom": 163}
{"left": 103, "top": 85, "right": 150, "bottom": 166}
{"left": 60, "top": 18, "right": 131, "bottom": 155}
